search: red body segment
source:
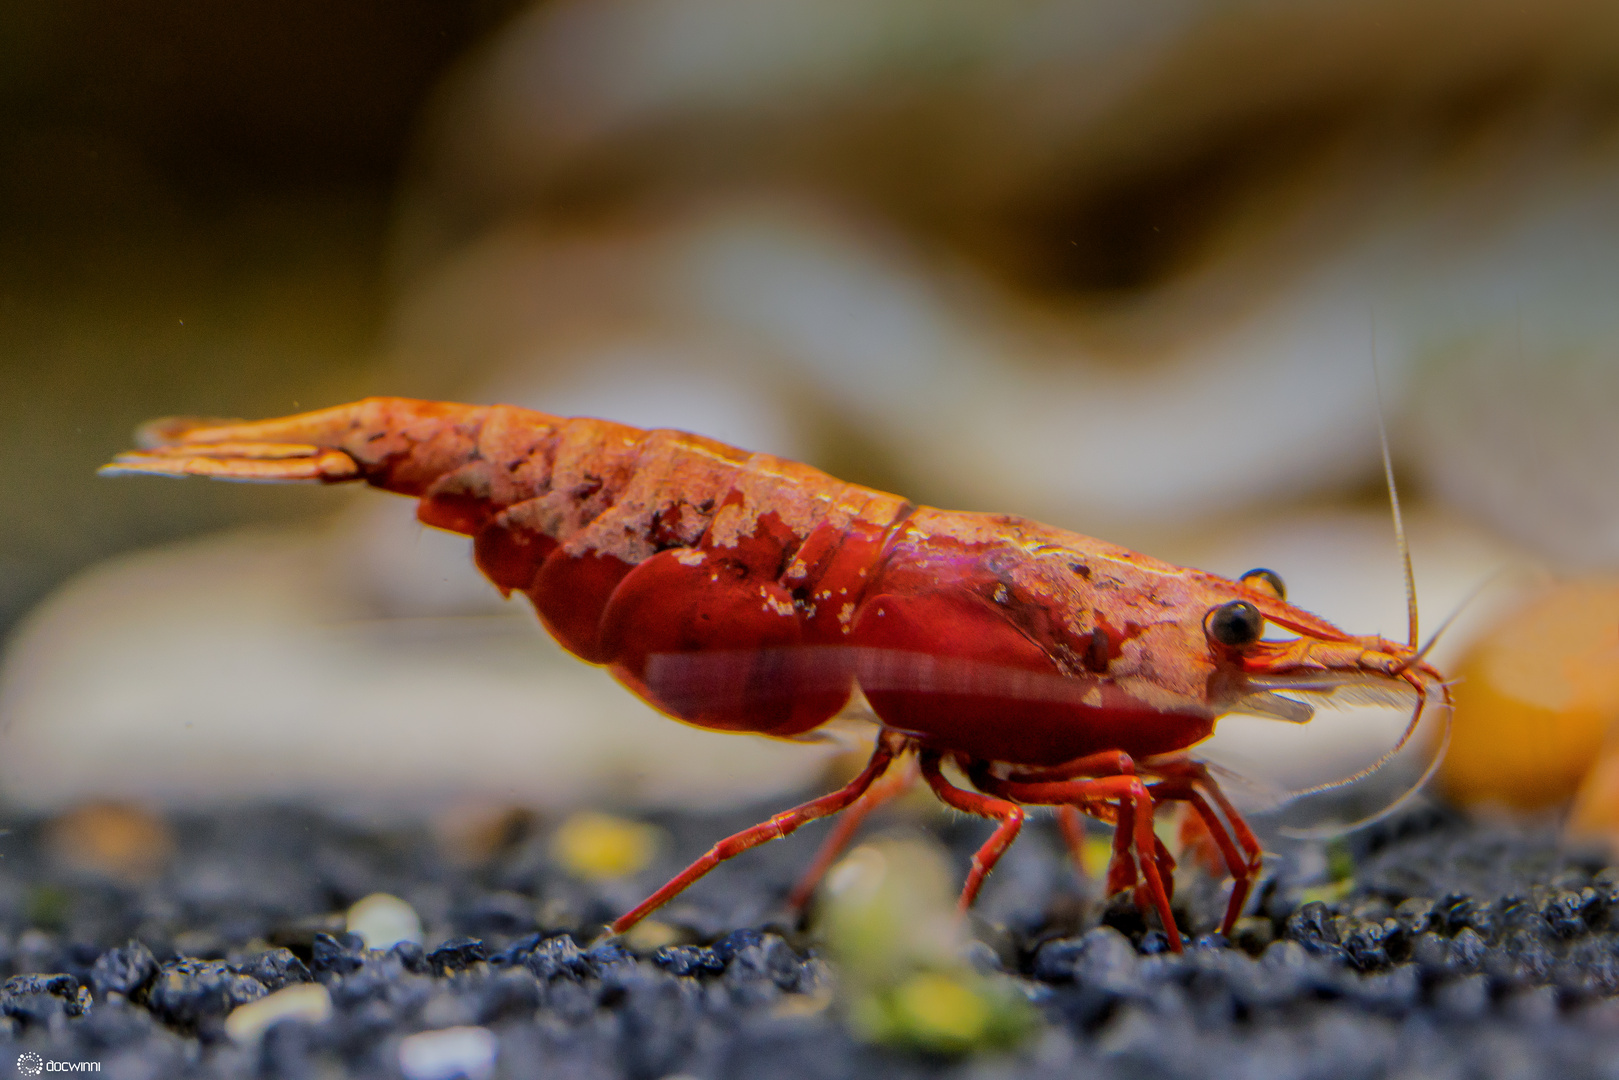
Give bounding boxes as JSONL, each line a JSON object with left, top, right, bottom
{"left": 380, "top": 403, "right": 1223, "bottom": 762}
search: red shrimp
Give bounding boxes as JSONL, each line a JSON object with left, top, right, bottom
{"left": 102, "top": 397, "right": 1449, "bottom": 949}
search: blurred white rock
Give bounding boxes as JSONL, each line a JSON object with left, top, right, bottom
{"left": 387, "top": 0, "right": 1619, "bottom": 563}
{"left": 398, "top": 1026, "right": 497, "bottom": 1080}
{"left": 225, "top": 984, "right": 333, "bottom": 1045}
{"left": 1402, "top": 177, "right": 1619, "bottom": 568}
{"left": 0, "top": 523, "right": 831, "bottom": 811}
{"left": 347, "top": 893, "right": 425, "bottom": 950}
{"left": 390, "top": 198, "right": 1424, "bottom": 535}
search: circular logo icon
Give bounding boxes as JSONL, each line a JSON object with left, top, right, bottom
{"left": 16, "top": 1052, "right": 42, "bottom": 1077}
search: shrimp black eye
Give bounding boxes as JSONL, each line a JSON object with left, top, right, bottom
{"left": 1206, "top": 601, "right": 1264, "bottom": 648}
{"left": 1240, "top": 568, "right": 1285, "bottom": 600}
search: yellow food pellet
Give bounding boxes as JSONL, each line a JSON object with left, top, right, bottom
{"left": 549, "top": 812, "right": 658, "bottom": 881}
{"left": 1081, "top": 835, "right": 1114, "bottom": 881}
{"left": 623, "top": 919, "right": 684, "bottom": 954}
{"left": 890, "top": 972, "right": 990, "bottom": 1051}
{"left": 1439, "top": 581, "right": 1619, "bottom": 811}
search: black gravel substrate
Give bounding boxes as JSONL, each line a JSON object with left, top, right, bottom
{"left": 2, "top": 797, "right": 1618, "bottom": 1079}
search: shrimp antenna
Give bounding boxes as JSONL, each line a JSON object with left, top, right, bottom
{"left": 1276, "top": 690, "right": 1452, "bottom": 839}
{"left": 1264, "top": 565, "right": 1520, "bottom": 831}
{"left": 1268, "top": 321, "right": 1449, "bottom": 838}
{"left": 1274, "top": 676, "right": 1434, "bottom": 804}
{"left": 1371, "top": 316, "right": 1419, "bottom": 649}
{"left": 1272, "top": 563, "right": 1511, "bottom": 834}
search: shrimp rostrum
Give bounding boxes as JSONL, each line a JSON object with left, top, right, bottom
{"left": 103, "top": 397, "right": 1449, "bottom": 949}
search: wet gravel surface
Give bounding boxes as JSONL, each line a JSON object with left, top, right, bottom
{"left": 1, "top": 799, "right": 1617, "bottom": 1079}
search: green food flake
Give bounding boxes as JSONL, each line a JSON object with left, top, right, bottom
{"left": 853, "top": 971, "right": 1037, "bottom": 1054}
{"left": 26, "top": 884, "right": 71, "bottom": 931}
{"left": 1326, "top": 841, "right": 1356, "bottom": 882}
{"left": 1296, "top": 879, "right": 1354, "bottom": 906}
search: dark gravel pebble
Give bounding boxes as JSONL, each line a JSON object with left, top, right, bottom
{"left": 233, "top": 947, "right": 311, "bottom": 993}
{"left": 145, "top": 959, "right": 266, "bottom": 1031}
{"left": 0, "top": 800, "right": 1617, "bottom": 1077}
{"left": 87, "top": 941, "right": 157, "bottom": 999}
{"left": 2, "top": 973, "right": 92, "bottom": 1025}
{"left": 426, "top": 935, "right": 488, "bottom": 975}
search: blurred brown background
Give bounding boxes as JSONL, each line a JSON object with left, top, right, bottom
{"left": 2, "top": 0, "right": 1616, "bottom": 814}
{"left": 0, "top": 0, "right": 518, "bottom": 641}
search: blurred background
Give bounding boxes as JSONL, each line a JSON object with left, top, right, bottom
{"left": 2, "top": 0, "right": 1617, "bottom": 830}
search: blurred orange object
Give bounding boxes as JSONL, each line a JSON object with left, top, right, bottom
{"left": 47, "top": 801, "right": 174, "bottom": 882}
{"left": 1570, "top": 749, "right": 1619, "bottom": 844}
{"left": 1439, "top": 581, "right": 1619, "bottom": 813}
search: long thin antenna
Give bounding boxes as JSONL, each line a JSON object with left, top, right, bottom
{"left": 1278, "top": 693, "right": 1452, "bottom": 839}
{"left": 1371, "top": 313, "right": 1418, "bottom": 648}
{"left": 1273, "top": 678, "right": 1442, "bottom": 804}
{"left": 1266, "top": 318, "right": 1440, "bottom": 838}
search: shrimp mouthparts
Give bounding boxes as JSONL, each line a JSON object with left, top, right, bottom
{"left": 1231, "top": 671, "right": 1420, "bottom": 725}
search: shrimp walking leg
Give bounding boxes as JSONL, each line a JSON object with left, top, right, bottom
{"left": 978, "top": 771, "right": 1182, "bottom": 949}
{"left": 1149, "top": 782, "right": 1256, "bottom": 935}
{"left": 1055, "top": 805, "right": 1089, "bottom": 878}
{"left": 989, "top": 750, "right": 1137, "bottom": 785}
{"left": 1144, "top": 757, "right": 1264, "bottom": 935}
{"left": 786, "top": 753, "right": 918, "bottom": 912}
{"left": 608, "top": 731, "right": 907, "bottom": 934}
{"left": 918, "top": 752, "right": 1025, "bottom": 911}
{"left": 974, "top": 751, "right": 1165, "bottom": 902}
{"left": 992, "top": 749, "right": 1257, "bottom": 935}
{"left": 964, "top": 757, "right": 1133, "bottom": 893}
{"left": 1105, "top": 793, "right": 1178, "bottom": 912}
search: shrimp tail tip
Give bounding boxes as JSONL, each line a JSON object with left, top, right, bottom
{"left": 134, "top": 416, "right": 228, "bottom": 449}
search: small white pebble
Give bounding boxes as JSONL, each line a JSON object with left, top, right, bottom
{"left": 399, "top": 1026, "right": 498, "bottom": 1080}
{"left": 225, "top": 984, "right": 333, "bottom": 1043}
{"left": 347, "top": 892, "right": 423, "bottom": 950}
